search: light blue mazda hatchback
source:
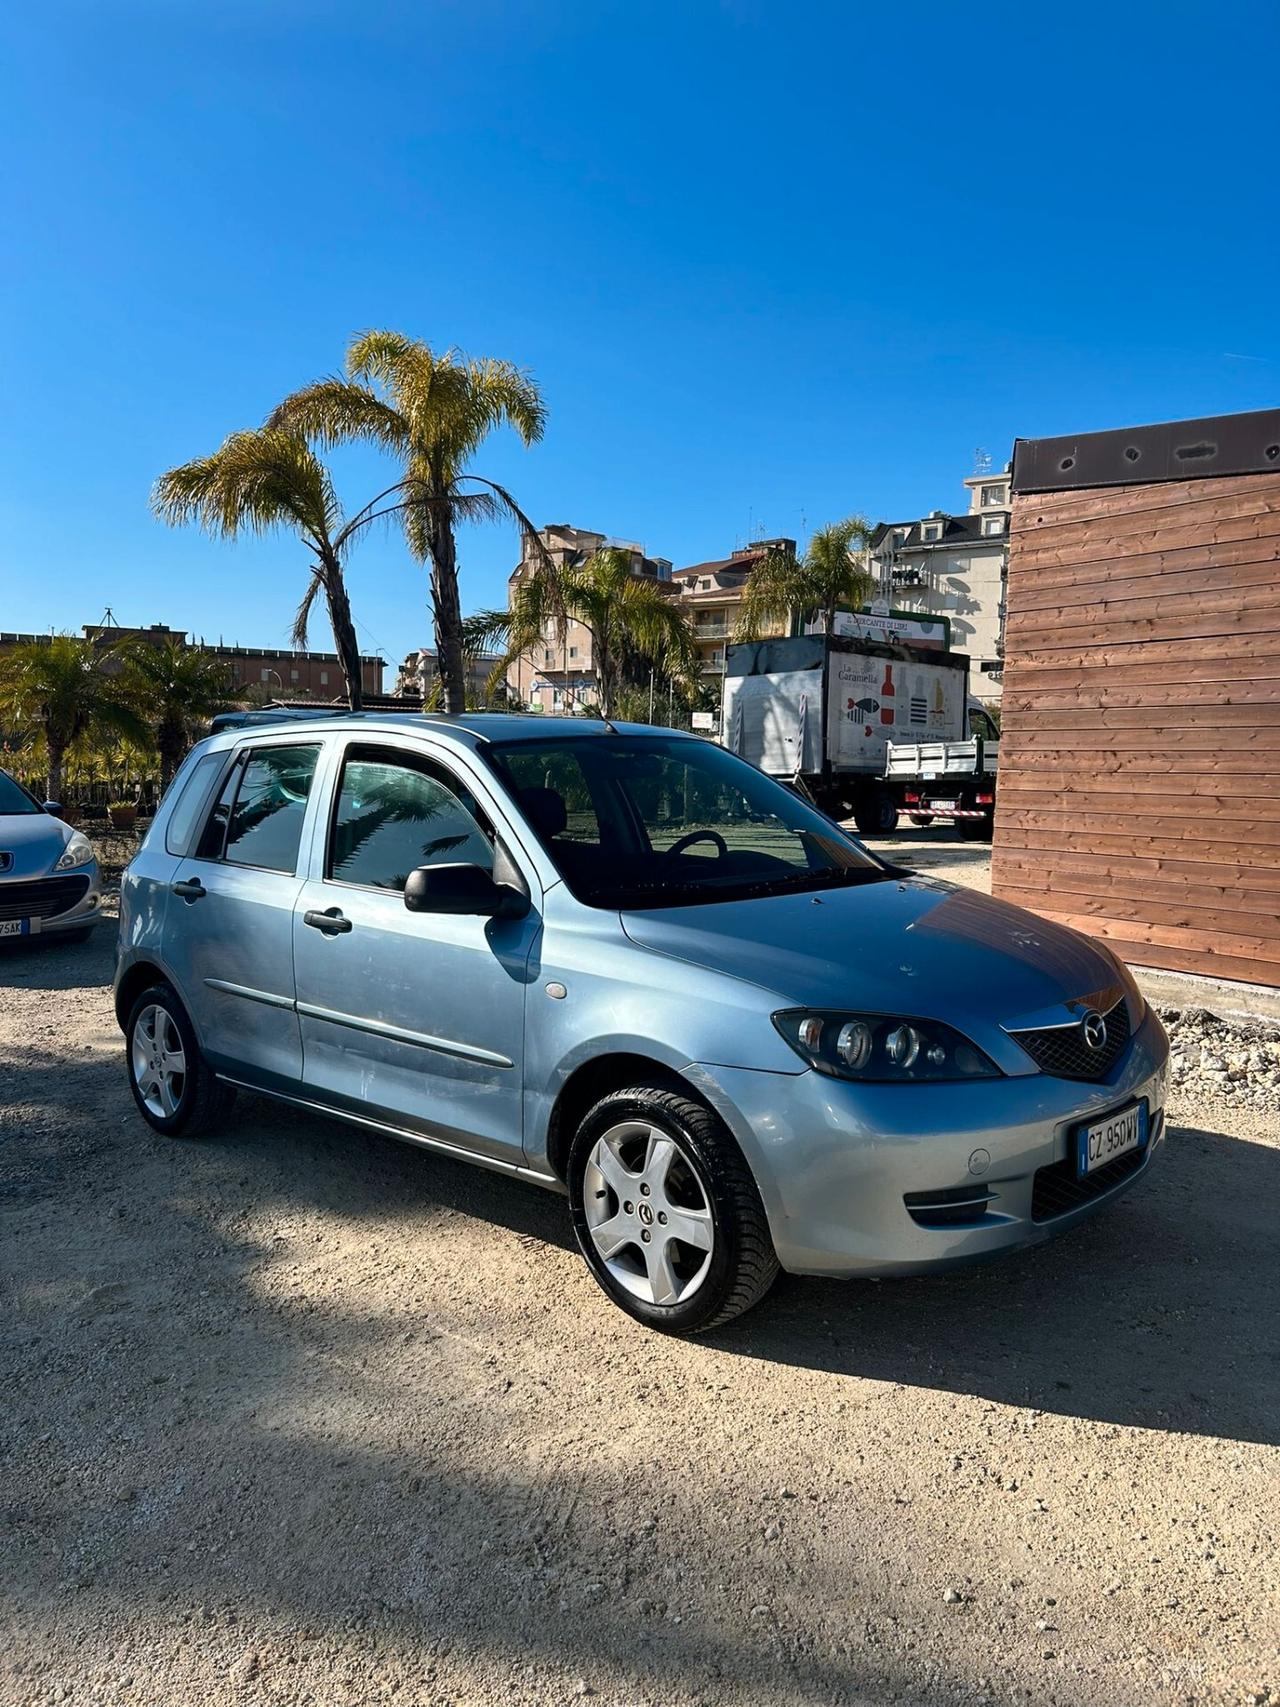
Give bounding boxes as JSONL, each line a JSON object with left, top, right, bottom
{"left": 115, "top": 713, "right": 1168, "bottom": 1333}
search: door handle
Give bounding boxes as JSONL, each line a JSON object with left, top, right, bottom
{"left": 303, "top": 908, "right": 352, "bottom": 935}
{"left": 171, "top": 879, "right": 207, "bottom": 901}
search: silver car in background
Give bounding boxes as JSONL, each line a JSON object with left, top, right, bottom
{"left": 115, "top": 714, "right": 1168, "bottom": 1333}
{"left": 0, "top": 769, "right": 103, "bottom": 943}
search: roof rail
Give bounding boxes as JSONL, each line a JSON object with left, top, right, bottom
{"left": 209, "top": 706, "right": 361, "bottom": 733}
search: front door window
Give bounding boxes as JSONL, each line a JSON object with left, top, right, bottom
{"left": 328, "top": 748, "right": 493, "bottom": 891}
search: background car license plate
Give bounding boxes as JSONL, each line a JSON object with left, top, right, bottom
{"left": 1076, "top": 1100, "right": 1147, "bottom": 1177}
{"left": 0, "top": 918, "right": 31, "bottom": 938}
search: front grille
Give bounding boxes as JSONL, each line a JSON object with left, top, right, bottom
{"left": 1030, "top": 1143, "right": 1148, "bottom": 1222}
{"left": 0, "top": 875, "right": 91, "bottom": 921}
{"left": 1008, "top": 998, "right": 1131, "bottom": 1081}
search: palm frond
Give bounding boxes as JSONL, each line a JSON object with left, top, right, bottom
{"left": 152, "top": 428, "right": 340, "bottom": 550}
{"left": 268, "top": 377, "right": 409, "bottom": 457}
{"left": 292, "top": 569, "right": 325, "bottom": 648}
{"left": 734, "top": 546, "right": 809, "bottom": 639}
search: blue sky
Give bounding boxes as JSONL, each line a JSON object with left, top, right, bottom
{"left": 3, "top": 0, "right": 1276, "bottom": 674}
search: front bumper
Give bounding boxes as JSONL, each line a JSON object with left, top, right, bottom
{"left": 0, "top": 864, "right": 104, "bottom": 938}
{"left": 694, "top": 1008, "right": 1170, "bottom": 1277}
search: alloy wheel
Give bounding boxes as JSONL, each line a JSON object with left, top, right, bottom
{"left": 131, "top": 1004, "right": 187, "bottom": 1120}
{"left": 583, "top": 1120, "right": 715, "bottom": 1306}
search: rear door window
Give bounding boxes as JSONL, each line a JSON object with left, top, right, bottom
{"left": 215, "top": 745, "right": 321, "bottom": 874}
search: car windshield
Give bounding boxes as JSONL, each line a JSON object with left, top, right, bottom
{"left": 484, "top": 734, "right": 890, "bottom": 909}
{"left": 0, "top": 771, "right": 43, "bottom": 816}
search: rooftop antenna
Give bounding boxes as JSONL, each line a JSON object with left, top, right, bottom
{"left": 100, "top": 604, "right": 120, "bottom": 629}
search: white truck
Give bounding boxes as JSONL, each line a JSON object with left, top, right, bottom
{"left": 885, "top": 704, "right": 1000, "bottom": 841}
{"left": 721, "top": 634, "right": 972, "bottom": 833}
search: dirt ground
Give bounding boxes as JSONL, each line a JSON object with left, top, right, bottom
{"left": 2, "top": 830, "right": 1277, "bottom": 1707}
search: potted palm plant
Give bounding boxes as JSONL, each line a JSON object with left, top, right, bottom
{"left": 107, "top": 799, "right": 138, "bottom": 830}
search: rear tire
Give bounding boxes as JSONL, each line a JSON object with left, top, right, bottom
{"left": 852, "top": 793, "right": 899, "bottom": 836}
{"left": 908, "top": 813, "right": 934, "bottom": 827}
{"left": 959, "top": 817, "right": 994, "bottom": 842}
{"left": 568, "top": 1083, "right": 779, "bottom": 1334}
{"left": 125, "top": 983, "right": 235, "bottom": 1138}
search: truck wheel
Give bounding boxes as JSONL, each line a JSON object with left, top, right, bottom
{"left": 853, "top": 794, "right": 899, "bottom": 836}
{"left": 959, "top": 818, "right": 994, "bottom": 843}
{"left": 908, "top": 813, "right": 934, "bottom": 827}
{"left": 811, "top": 787, "right": 846, "bottom": 821}
{"left": 568, "top": 1083, "right": 780, "bottom": 1334}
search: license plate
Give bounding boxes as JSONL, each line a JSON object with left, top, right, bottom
{"left": 930, "top": 799, "right": 958, "bottom": 812}
{"left": 0, "top": 918, "right": 30, "bottom": 938}
{"left": 1076, "top": 1101, "right": 1147, "bottom": 1177}
{"left": 922, "top": 770, "right": 938, "bottom": 781}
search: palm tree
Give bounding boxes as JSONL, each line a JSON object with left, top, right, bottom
{"left": 118, "top": 636, "right": 234, "bottom": 789}
{"left": 269, "top": 330, "right": 549, "bottom": 714}
{"left": 735, "top": 517, "right": 875, "bottom": 641}
{"left": 475, "top": 547, "right": 700, "bottom": 720}
{"left": 0, "top": 636, "right": 144, "bottom": 802}
{"left": 152, "top": 428, "right": 368, "bottom": 709}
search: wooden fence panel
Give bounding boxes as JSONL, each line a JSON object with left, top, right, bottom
{"left": 992, "top": 466, "right": 1280, "bottom": 987}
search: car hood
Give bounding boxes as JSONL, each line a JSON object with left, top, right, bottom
{"left": 0, "top": 812, "right": 72, "bottom": 878}
{"left": 620, "top": 875, "right": 1125, "bottom": 1031}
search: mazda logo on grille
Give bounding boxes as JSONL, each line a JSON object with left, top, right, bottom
{"left": 1080, "top": 1010, "right": 1108, "bottom": 1052}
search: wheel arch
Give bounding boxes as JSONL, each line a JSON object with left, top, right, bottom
{"left": 114, "top": 958, "right": 181, "bottom": 1033}
{"left": 544, "top": 1052, "right": 717, "bottom": 1184}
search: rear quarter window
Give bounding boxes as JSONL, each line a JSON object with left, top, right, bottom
{"left": 164, "top": 751, "right": 233, "bottom": 857}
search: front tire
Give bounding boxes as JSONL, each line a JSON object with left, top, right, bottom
{"left": 568, "top": 1083, "right": 779, "bottom": 1334}
{"left": 125, "top": 983, "right": 235, "bottom": 1137}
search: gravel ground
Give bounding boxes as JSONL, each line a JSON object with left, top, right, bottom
{"left": 2, "top": 854, "right": 1278, "bottom": 1707}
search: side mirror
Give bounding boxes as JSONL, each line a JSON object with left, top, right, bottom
{"left": 403, "top": 862, "right": 530, "bottom": 920}
{"left": 43, "top": 800, "right": 63, "bottom": 816}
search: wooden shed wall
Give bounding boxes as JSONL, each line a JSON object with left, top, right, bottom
{"left": 991, "top": 470, "right": 1280, "bottom": 987}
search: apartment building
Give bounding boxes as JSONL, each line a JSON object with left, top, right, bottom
{"left": 866, "top": 469, "right": 1011, "bottom": 700}
{"left": 505, "top": 523, "right": 672, "bottom": 711}
{"left": 668, "top": 538, "right": 795, "bottom": 676}
{"left": 396, "top": 645, "right": 507, "bottom": 703}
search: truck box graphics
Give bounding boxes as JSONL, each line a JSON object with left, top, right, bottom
{"left": 723, "top": 635, "right": 968, "bottom": 780}
{"left": 827, "top": 653, "right": 965, "bottom": 773}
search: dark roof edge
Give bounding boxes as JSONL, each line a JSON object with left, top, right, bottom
{"left": 1012, "top": 407, "right": 1280, "bottom": 495}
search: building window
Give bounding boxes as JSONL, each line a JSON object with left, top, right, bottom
{"left": 921, "top": 522, "right": 943, "bottom": 543}
{"left": 260, "top": 668, "right": 271, "bottom": 682}
{"left": 290, "top": 669, "right": 299, "bottom": 681}
{"left": 982, "top": 515, "right": 1005, "bottom": 536}
{"left": 980, "top": 484, "right": 1008, "bottom": 507}
{"left": 568, "top": 646, "right": 578, "bottom": 658}
{"left": 320, "top": 671, "right": 328, "bottom": 686}
{"left": 893, "top": 528, "right": 908, "bottom": 546}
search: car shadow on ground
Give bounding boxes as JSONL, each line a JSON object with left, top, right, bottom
{"left": 4, "top": 931, "right": 1273, "bottom": 1453}
{"left": 177, "top": 1091, "right": 1278, "bottom": 1448}
{"left": 712, "top": 1121, "right": 1277, "bottom": 1447}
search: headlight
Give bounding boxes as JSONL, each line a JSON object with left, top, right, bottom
{"left": 773, "top": 1009, "right": 1000, "bottom": 1082}
{"left": 54, "top": 831, "right": 95, "bottom": 871}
